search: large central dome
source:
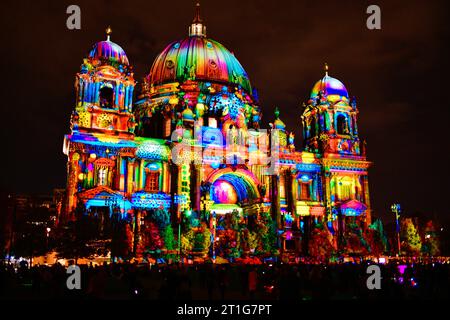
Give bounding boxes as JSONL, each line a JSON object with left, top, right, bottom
{"left": 148, "top": 37, "right": 252, "bottom": 94}
{"left": 147, "top": 3, "right": 252, "bottom": 94}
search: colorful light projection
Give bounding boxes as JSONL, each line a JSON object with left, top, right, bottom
{"left": 295, "top": 163, "right": 321, "bottom": 173}
{"left": 340, "top": 199, "right": 367, "bottom": 216}
{"left": 85, "top": 198, "right": 133, "bottom": 212}
{"left": 210, "top": 179, "right": 238, "bottom": 204}
{"left": 62, "top": 5, "right": 373, "bottom": 260}
{"left": 296, "top": 204, "right": 310, "bottom": 216}
{"left": 83, "top": 191, "right": 133, "bottom": 212}
{"left": 283, "top": 213, "right": 294, "bottom": 228}
{"left": 210, "top": 174, "right": 253, "bottom": 203}
{"left": 147, "top": 36, "right": 252, "bottom": 94}
{"left": 135, "top": 137, "right": 170, "bottom": 161}
{"left": 211, "top": 92, "right": 245, "bottom": 121}
{"left": 207, "top": 168, "right": 260, "bottom": 204}
{"left": 210, "top": 203, "right": 243, "bottom": 215}
{"left": 310, "top": 206, "right": 325, "bottom": 216}
{"left": 310, "top": 74, "right": 349, "bottom": 103}
{"left": 131, "top": 191, "right": 186, "bottom": 209}
{"left": 88, "top": 40, "right": 130, "bottom": 65}
{"left": 68, "top": 132, "right": 137, "bottom": 148}
{"left": 180, "top": 164, "right": 191, "bottom": 211}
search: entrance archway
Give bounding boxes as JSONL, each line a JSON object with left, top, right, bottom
{"left": 205, "top": 168, "right": 263, "bottom": 261}
{"left": 206, "top": 168, "right": 261, "bottom": 208}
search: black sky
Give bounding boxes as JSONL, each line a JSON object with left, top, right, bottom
{"left": 1, "top": 0, "right": 449, "bottom": 222}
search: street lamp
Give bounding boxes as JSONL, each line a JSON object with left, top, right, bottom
{"left": 391, "top": 203, "right": 401, "bottom": 257}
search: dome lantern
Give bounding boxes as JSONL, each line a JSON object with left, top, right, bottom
{"left": 189, "top": 2, "right": 206, "bottom": 37}
{"left": 106, "top": 26, "right": 112, "bottom": 41}
{"left": 88, "top": 27, "right": 130, "bottom": 66}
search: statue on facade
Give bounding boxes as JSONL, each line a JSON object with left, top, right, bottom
{"left": 127, "top": 115, "right": 136, "bottom": 133}
{"left": 70, "top": 110, "right": 79, "bottom": 130}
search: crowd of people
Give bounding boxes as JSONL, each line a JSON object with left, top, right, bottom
{"left": 1, "top": 260, "right": 449, "bottom": 300}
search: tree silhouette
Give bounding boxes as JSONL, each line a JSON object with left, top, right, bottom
{"left": 401, "top": 218, "right": 422, "bottom": 256}
{"left": 343, "top": 220, "right": 370, "bottom": 256}
{"left": 366, "top": 218, "right": 388, "bottom": 256}
{"left": 422, "top": 220, "right": 440, "bottom": 256}
{"left": 110, "top": 217, "right": 133, "bottom": 261}
{"left": 308, "top": 223, "right": 334, "bottom": 262}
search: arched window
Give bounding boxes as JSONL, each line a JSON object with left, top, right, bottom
{"left": 164, "top": 118, "right": 171, "bottom": 138}
{"left": 99, "top": 85, "right": 114, "bottom": 109}
{"left": 145, "top": 164, "right": 160, "bottom": 192}
{"left": 94, "top": 158, "right": 115, "bottom": 187}
{"left": 298, "top": 181, "right": 311, "bottom": 200}
{"left": 336, "top": 114, "right": 348, "bottom": 135}
{"left": 338, "top": 177, "right": 353, "bottom": 201}
{"left": 340, "top": 184, "right": 351, "bottom": 201}
{"left": 97, "top": 168, "right": 108, "bottom": 186}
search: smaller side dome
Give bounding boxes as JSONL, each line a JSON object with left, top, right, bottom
{"left": 88, "top": 27, "right": 129, "bottom": 65}
{"left": 310, "top": 64, "right": 349, "bottom": 103}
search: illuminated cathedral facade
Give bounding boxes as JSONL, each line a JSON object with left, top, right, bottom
{"left": 62, "top": 4, "right": 371, "bottom": 258}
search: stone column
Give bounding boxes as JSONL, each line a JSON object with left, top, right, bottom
{"left": 270, "top": 174, "right": 281, "bottom": 228}
{"left": 170, "top": 161, "right": 180, "bottom": 225}
{"left": 189, "top": 163, "right": 201, "bottom": 212}
{"left": 126, "top": 158, "right": 135, "bottom": 194}
{"left": 362, "top": 174, "right": 372, "bottom": 225}
{"left": 288, "top": 171, "right": 296, "bottom": 215}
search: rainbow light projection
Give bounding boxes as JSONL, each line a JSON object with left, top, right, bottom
{"left": 310, "top": 74, "right": 349, "bottom": 102}
{"left": 211, "top": 180, "right": 238, "bottom": 204}
{"left": 62, "top": 3, "right": 372, "bottom": 259}
{"left": 206, "top": 168, "right": 260, "bottom": 202}
{"left": 89, "top": 40, "right": 130, "bottom": 65}
{"left": 148, "top": 37, "right": 251, "bottom": 94}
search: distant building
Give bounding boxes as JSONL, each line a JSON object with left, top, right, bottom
{"left": 2, "top": 192, "right": 59, "bottom": 258}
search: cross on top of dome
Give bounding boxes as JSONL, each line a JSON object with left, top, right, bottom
{"left": 309, "top": 63, "right": 349, "bottom": 103}
{"left": 189, "top": 2, "right": 206, "bottom": 37}
{"left": 106, "top": 26, "right": 112, "bottom": 41}
{"left": 87, "top": 26, "right": 130, "bottom": 66}
{"left": 193, "top": 2, "right": 202, "bottom": 23}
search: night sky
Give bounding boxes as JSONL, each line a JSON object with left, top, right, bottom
{"left": 2, "top": 0, "right": 449, "bottom": 222}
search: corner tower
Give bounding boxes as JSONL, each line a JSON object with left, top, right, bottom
{"left": 71, "top": 27, "right": 136, "bottom": 136}
{"left": 301, "top": 64, "right": 361, "bottom": 156}
{"left": 63, "top": 28, "right": 137, "bottom": 220}
{"left": 301, "top": 64, "right": 372, "bottom": 245}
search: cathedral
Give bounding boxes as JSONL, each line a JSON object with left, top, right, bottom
{"left": 62, "top": 3, "right": 372, "bottom": 258}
